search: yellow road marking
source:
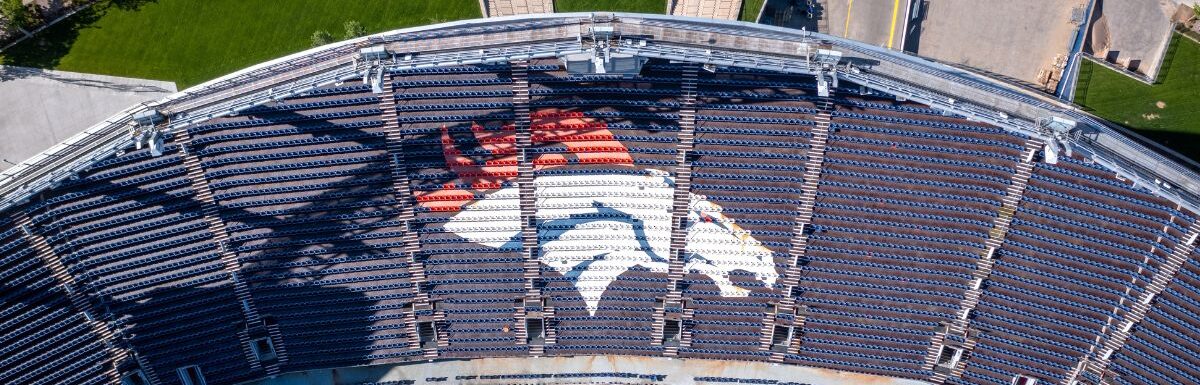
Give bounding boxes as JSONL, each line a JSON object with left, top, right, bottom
{"left": 843, "top": 0, "right": 854, "bottom": 38}
{"left": 887, "top": 0, "right": 900, "bottom": 48}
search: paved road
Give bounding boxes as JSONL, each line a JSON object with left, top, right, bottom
{"left": 825, "top": 0, "right": 908, "bottom": 49}
{"left": 914, "top": 0, "right": 1081, "bottom": 86}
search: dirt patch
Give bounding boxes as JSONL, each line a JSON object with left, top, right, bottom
{"left": 1143, "top": 113, "right": 1161, "bottom": 120}
{"left": 1171, "top": 3, "right": 1196, "bottom": 22}
{"left": 1090, "top": 0, "right": 1177, "bottom": 77}
{"left": 1156, "top": 101, "right": 1167, "bottom": 108}
{"left": 1089, "top": 14, "right": 1112, "bottom": 54}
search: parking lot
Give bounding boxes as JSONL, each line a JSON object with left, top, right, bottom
{"left": 907, "top": 0, "right": 1084, "bottom": 88}
{"left": 825, "top": 0, "right": 910, "bottom": 49}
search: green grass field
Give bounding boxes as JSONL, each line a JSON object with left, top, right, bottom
{"left": 740, "top": 0, "right": 764, "bottom": 22}
{"left": 0, "top": 0, "right": 759, "bottom": 90}
{"left": 555, "top": 0, "right": 665, "bottom": 13}
{"left": 1075, "top": 33, "right": 1200, "bottom": 161}
{"left": 1, "top": 0, "right": 481, "bottom": 89}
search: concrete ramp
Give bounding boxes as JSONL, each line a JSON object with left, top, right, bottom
{"left": 245, "top": 355, "right": 934, "bottom": 385}
{"left": 0, "top": 66, "right": 175, "bottom": 171}
{"left": 482, "top": 0, "right": 554, "bottom": 17}
{"left": 671, "top": 0, "right": 743, "bottom": 20}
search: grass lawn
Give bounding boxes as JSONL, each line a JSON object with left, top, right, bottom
{"left": 0, "top": 0, "right": 481, "bottom": 89}
{"left": 1074, "top": 33, "right": 1200, "bottom": 161}
{"left": 555, "top": 0, "right": 665, "bottom": 13}
{"left": 740, "top": 0, "right": 764, "bottom": 22}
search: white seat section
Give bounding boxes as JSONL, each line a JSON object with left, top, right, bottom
{"left": 539, "top": 242, "right": 670, "bottom": 253}
{"left": 458, "top": 200, "right": 520, "bottom": 211}
{"left": 540, "top": 222, "right": 672, "bottom": 232}
{"left": 536, "top": 178, "right": 670, "bottom": 189}
{"left": 476, "top": 190, "right": 519, "bottom": 200}
{"left": 545, "top": 264, "right": 670, "bottom": 274}
{"left": 536, "top": 200, "right": 673, "bottom": 211}
{"left": 445, "top": 171, "right": 779, "bottom": 314}
{"left": 537, "top": 232, "right": 671, "bottom": 243}
{"left": 423, "top": 223, "right": 523, "bottom": 233}
{"left": 538, "top": 213, "right": 673, "bottom": 222}
{"left": 540, "top": 253, "right": 673, "bottom": 265}
{"left": 538, "top": 190, "right": 674, "bottom": 200}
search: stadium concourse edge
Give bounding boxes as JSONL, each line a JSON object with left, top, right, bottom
{"left": 480, "top": 0, "right": 744, "bottom": 20}
{"left": 2, "top": 13, "right": 1200, "bottom": 385}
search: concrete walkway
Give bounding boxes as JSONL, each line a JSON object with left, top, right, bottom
{"left": 482, "top": 0, "right": 554, "bottom": 17}
{"left": 671, "top": 0, "right": 743, "bottom": 20}
{"left": 0, "top": 66, "right": 176, "bottom": 170}
{"left": 245, "top": 355, "right": 933, "bottom": 385}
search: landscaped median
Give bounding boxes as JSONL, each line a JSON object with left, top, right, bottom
{"left": 1074, "top": 31, "right": 1200, "bottom": 162}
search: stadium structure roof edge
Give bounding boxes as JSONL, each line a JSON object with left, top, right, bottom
{"left": 1, "top": 12, "right": 1198, "bottom": 217}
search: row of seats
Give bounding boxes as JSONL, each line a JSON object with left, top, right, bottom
{"left": 833, "top": 133, "right": 1018, "bottom": 162}
{"left": 833, "top": 110, "right": 1009, "bottom": 135}
{"left": 833, "top": 122, "right": 1023, "bottom": 151}
{"left": 822, "top": 169, "right": 1004, "bottom": 202}
{"left": 242, "top": 96, "right": 378, "bottom": 114}
{"left": 828, "top": 144, "right": 1015, "bottom": 174}
{"left": 1030, "top": 172, "right": 1180, "bottom": 219}
{"left": 817, "top": 190, "right": 995, "bottom": 219}
{"left": 188, "top": 108, "right": 381, "bottom": 135}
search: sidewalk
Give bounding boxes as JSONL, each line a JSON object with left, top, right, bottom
{"left": 0, "top": 65, "right": 175, "bottom": 170}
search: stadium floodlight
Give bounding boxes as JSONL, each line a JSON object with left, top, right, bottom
{"left": 130, "top": 109, "right": 166, "bottom": 156}
{"left": 1043, "top": 142, "right": 1060, "bottom": 164}
{"left": 372, "top": 66, "right": 385, "bottom": 93}
{"left": 1038, "top": 116, "right": 1078, "bottom": 164}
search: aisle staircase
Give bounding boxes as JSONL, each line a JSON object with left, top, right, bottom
{"left": 758, "top": 99, "right": 832, "bottom": 362}
{"left": 925, "top": 138, "right": 1042, "bottom": 383}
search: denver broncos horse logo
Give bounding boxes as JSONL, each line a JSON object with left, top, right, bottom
{"left": 417, "top": 110, "right": 778, "bottom": 315}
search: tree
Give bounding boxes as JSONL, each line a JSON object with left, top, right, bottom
{"left": 1193, "top": 4, "right": 1200, "bottom": 19}
{"left": 343, "top": 20, "right": 365, "bottom": 40}
{"left": 311, "top": 30, "right": 332, "bottom": 47}
{"left": 0, "top": 0, "right": 32, "bottom": 32}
